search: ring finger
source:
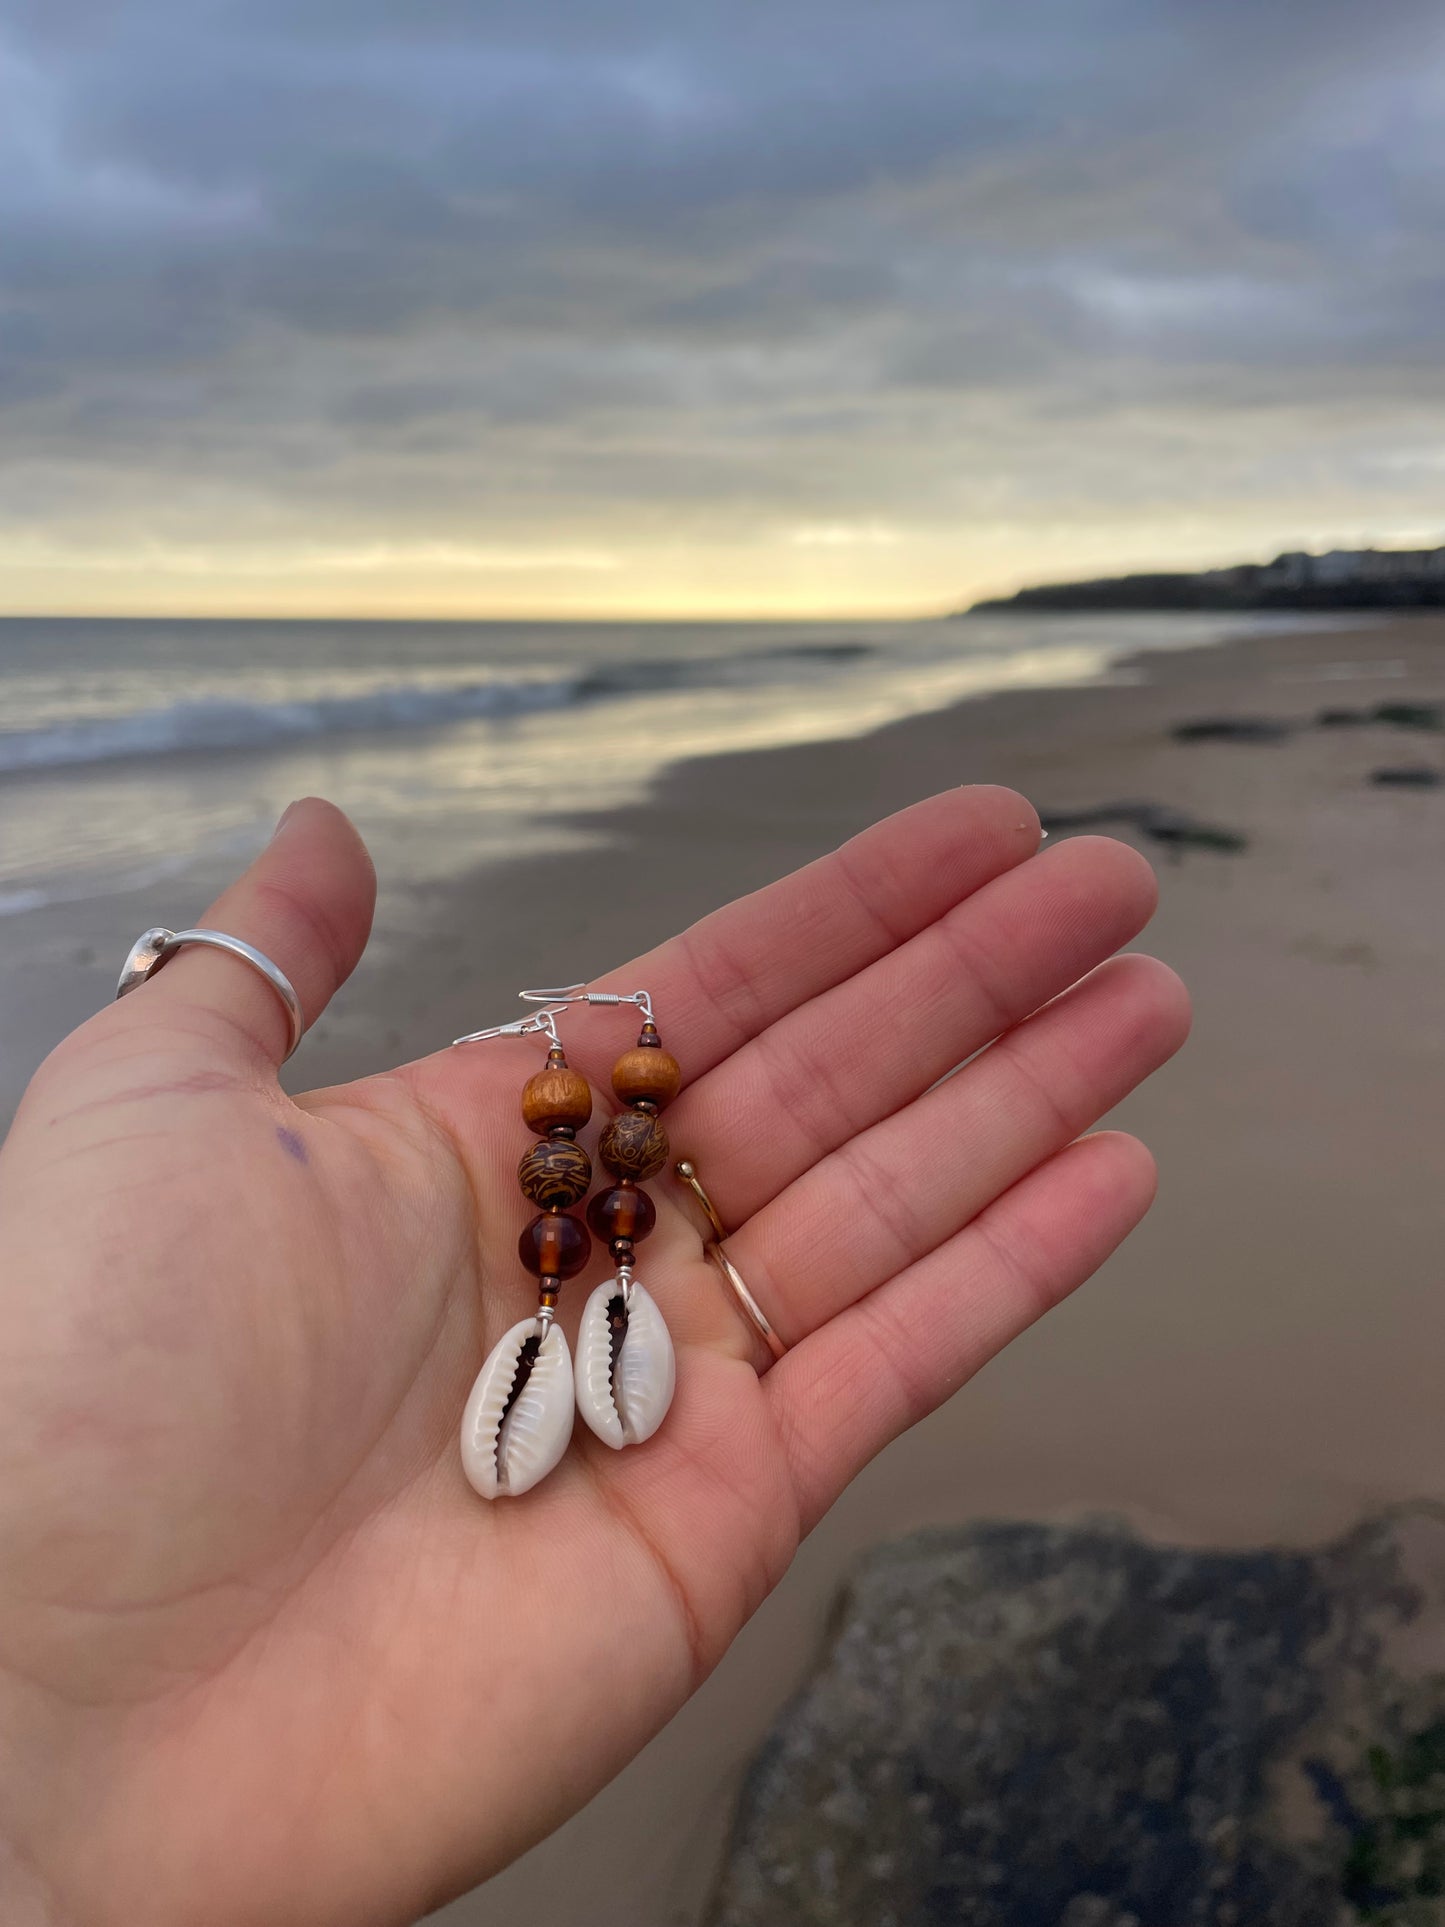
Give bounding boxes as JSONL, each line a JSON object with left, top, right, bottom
{"left": 718, "top": 950, "right": 1189, "bottom": 1353}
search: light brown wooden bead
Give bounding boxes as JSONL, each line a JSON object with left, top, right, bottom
{"left": 598, "top": 1109, "right": 669, "bottom": 1182}
{"left": 611, "top": 1047, "right": 682, "bottom": 1108}
{"left": 522, "top": 1064, "right": 592, "bottom": 1135}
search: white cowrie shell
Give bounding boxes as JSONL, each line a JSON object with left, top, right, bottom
{"left": 574, "top": 1278, "right": 676, "bottom": 1449}
{"left": 461, "top": 1318, "right": 574, "bottom": 1499}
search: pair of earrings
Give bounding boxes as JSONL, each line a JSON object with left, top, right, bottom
{"left": 453, "top": 988, "right": 681, "bottom": 1500}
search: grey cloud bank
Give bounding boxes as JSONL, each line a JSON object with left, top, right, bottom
{"left": 1, "top": 0, "right": 1443, "bottom": 606}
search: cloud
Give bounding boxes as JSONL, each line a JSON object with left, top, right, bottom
{"left": 2, "top": 0, "right": 1445, "bottom": 609}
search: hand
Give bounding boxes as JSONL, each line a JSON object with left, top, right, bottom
{"left": 0, "top": 788, "right": 1188, "bottom": 1926}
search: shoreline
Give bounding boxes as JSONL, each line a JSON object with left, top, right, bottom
{"left": 297, "top": 610, "right": 1425, "bottom": 1096}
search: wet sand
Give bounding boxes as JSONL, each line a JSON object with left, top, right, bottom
{"left": 351, "top": 613, "right": 1445, "bottom": 1927}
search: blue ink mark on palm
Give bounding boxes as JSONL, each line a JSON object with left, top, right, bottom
{"left": 277, "top": 1126, "right": 308, "bottom": 1164}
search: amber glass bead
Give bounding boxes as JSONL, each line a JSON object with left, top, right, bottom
{"left": 587, "top": 1181, "right": 657, "bottom": 1244}
{"left": 597, "top": 1110, "right": 669, "bottom": 1182}
{"left": 611, "top": 1047, "right": 682, "bottom": 1108}
{"left": 518, "top": 1138, "right": 592, "bottom": 1210}
{"left": 518, "top": 1210, "right": 591, "bottom": 1280}
{"left": 522, "top": 1059, "right": 592, "bottom": 1136}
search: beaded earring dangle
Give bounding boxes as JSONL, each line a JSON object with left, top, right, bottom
{"left": 558, "top": 991, "right": 679, "bottom": 1451}
{"left": 450, "top": 987, "right": 680, "bottom": 1501}
{"left": 451, "top": 1001, "right": 592, "bottom": 1499}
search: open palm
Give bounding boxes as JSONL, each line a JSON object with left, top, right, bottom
{"left": 0, "top": 788, "right": 1188, "bottom": 1926}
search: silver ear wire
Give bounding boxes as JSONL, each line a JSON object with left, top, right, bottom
{"left": 518, "top": 983, "right": 588, "bottom": 1003}
{"left": 452, "top": 1003, "right": 566, "bottom": 1049}
{"left": 518, "top": 985, "right": 655, "bottom": 1024}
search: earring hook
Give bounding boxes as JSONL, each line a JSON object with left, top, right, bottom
{"left": 453, "top": 1003, "right": 566, "bottom": 1049}
{"left": 518, "top": 984, "right": 655, "bottom": 1025}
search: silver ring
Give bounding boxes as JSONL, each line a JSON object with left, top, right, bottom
{"left": 115, "top": 927, "right": 305, "bottom": 1061}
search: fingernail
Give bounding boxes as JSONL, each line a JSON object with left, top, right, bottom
{"left": 274, "top": 800, "right": 302, "bottom": 837}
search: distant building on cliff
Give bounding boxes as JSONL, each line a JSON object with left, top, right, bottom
{"left": 1252, "top": 548, "right": 1445, "bottom": 588}
{"left": 974, "top": 542, "right": 1445, "bottom": 613}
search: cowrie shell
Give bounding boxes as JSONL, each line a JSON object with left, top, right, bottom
{"left": 461, "top": 1318, "right": 574, "bottom": 1499}
{"left": 574, "top": 1278, "right": 676, "bottom": 1449}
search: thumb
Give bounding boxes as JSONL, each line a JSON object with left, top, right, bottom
{"left": 107, "top": 797, "right": 376, "bottom": 1074}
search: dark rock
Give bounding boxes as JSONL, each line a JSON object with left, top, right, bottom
{"left": 709, "top": 1512, "right": 1445, "bottom": 1927}
{"left": 1369, "top": 767, "right": 1444, "bottom": 788}
{"left": 1171, "top": 718, "right": 1295, "bottom": 744}
{"left": 1041, "top": 803, "right": 1248, "bottom": 855}
{"left": 1316, "top": 703, "right": 1443, "bottom": 732}
{"left": 1372, "top": 703, "right": 1444, "bottom": 732}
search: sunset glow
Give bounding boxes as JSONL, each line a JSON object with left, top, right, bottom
{"left": 3, "top": 2, "right": 1444, "bottom": 617}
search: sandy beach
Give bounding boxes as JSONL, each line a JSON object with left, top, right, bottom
{"left": 260, "top": 611, "right": 1444, "bottom": 1927}
{"left": 7, "top": 614, "right": 1443, "bottom": 1924}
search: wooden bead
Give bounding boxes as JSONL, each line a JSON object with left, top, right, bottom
{"left": 587, "top": 1182, "right": 657, "bottom": 1244}
{"left": 597, "top": 1110, "right": 669, "bottom": 1183}
{"left": 611, "top": 1048, "right": 682, "bottom": 1108}
{"left": 519, "top": 1139, "right": 592, "bottom": 1210}
{"left": 522, "top": 1064, "right": 592, "bottom": 1135}
{"left": 518, "top": 1211, "right": 591, "bottom": 1280}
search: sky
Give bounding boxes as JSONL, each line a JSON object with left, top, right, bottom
{"left": 2, "top": 0, "right": 1444, "bottom": 618}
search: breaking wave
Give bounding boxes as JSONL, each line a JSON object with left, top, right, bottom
{"left": 0, "top": 637, "right": 878, "bottom": 775}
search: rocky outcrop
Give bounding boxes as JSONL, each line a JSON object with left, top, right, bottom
{"left": 710, "top": 1512, "right": 1445, "bottom": 1927}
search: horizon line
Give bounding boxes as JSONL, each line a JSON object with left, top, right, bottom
{"left": 0, "top": 600, "right": 975, "bottom": 625}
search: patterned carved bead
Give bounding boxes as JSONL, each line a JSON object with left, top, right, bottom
{"left": 587, "top": 1181, "right": 658, "bottom": 1244}
{"left": 611, "top": 1047, "right": 682, "bottom": 1108}
{"left": 518, "top": 1211, "right": 591, "bottom": 1280}
{"left": 522, "top": 1061, "right": 593, "bottom": 1135}
{"left": 519, "top": 1138, "right": 592, "bottom": 1210}
{"left": 597, "top": 1110, "right": 669, "bottom": 1183}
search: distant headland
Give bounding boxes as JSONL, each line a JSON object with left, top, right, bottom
{"left": 972, "top": 545, "right": 1445, "bottom": 613}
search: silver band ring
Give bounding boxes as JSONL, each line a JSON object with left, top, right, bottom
{"left": 115, "top": 927, "right": 305, "bottom": 1061}
{"left": 704, "top": 1242, "right": 787, "bottom": 1363}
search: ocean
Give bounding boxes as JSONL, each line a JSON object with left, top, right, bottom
{"left": 0, "top": 608, "right": 1307, "bottom": 1106}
